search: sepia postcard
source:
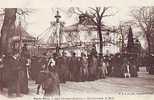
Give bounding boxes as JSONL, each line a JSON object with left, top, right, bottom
{"left": 0, "top": 0, "right": 154, "bottom": 100}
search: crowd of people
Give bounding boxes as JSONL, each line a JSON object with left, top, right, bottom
{"left": 30, "top": 50, "right": 138, "bottom": 95}
{"left": 0, "top": 45, "right": 139, "bottom": 97}
{"left": 31, "top": 51, "right": 109, "bottom": 84}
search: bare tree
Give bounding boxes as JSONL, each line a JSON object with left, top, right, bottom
{"left": 131, "top": 7, "right": 154, "bottom": 55}
{"left": 76, "top": 7, "right": 115, "bottom": 56}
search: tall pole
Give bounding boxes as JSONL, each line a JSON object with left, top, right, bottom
{"left": 54, "top": 10, "right": 61, "bottom": 54}
{"left": 19, "top": 17, "right": 22, "bottom": 54}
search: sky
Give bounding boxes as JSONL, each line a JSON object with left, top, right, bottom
{"left": 0, "top": 0, "right": 154, "bottom": 7}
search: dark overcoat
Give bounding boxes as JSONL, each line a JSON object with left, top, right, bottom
{"left": 56, "top": 56, "right": 69, "bottom": 82}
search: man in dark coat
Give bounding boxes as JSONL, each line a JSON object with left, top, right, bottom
{"left": 6, "top": 51, "right": 21, "bottom": 97}
{"left": 111, "top": 54, "right": 123, "bottom": 77}
{"left": 30, "top": 56, "right": 42, "bottom": 80}
{"left": 129, "top": 58, "right": 138, "bottom": 77}
{"left": 56, "top": 51, "right": 69, "bottom": 83}
{"left": 17, "top": 44, "right": 30, "bottom": 94}
{"left": 88, "top": 54, "right": 98, "bottom": 81}
{"left": 69, "top": 52, "right": 80, "bottom": 82}
{"left": 19, "top": 56, "right": 29, "bottom": 94}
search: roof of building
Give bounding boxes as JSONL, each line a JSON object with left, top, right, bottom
{"left": 63, "top": 23, "right": 114, "bottom": 33}
{"left": 11, "top": 24, "right": 35, "bottom": 41}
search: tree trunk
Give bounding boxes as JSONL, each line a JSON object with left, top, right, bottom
{"left": 119, "top": 26, "right": 124, "bottom": 53}
{"left": 148, "top": 41, "right": 151, "bottom": 55}
{"left": 98, "top": 24, "right": 103, "bottom": 55}
{"left": 146, "top": 32, "right": 151, "bottom": 55}
{"left": 0, "top": 8, "right": 17, "bottom": 54}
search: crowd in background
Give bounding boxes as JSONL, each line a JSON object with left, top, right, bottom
{"left": 30, "top": 49, "right": 138, "bottom": 86}
{"left": 0, "top": 44, "right": 138, "bottom": 97}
